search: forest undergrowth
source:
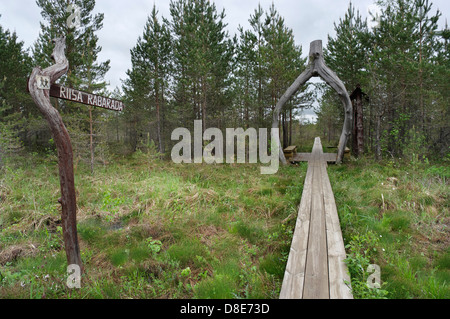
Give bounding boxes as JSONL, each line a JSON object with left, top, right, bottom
{"left": 0, "top": 151, "right": 448, "bottom": 299}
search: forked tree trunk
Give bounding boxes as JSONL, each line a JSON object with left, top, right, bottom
{"left": 273, "top": 40, "right": 352, "bottom": 164}
{"left": 28, "top": 38, "right": 82, "bottom": 271}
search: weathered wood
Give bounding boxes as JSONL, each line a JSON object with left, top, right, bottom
{"left": 28, "top": 38, "right": 82, "bottom": 271}
{"left": 291, "top": 153, "right": 312, "bottom": 162}
{"left": 280, "top": 155, "right": 314, "bottom": 298}
{"left": 321, "top": 159, "right": 353, "bottom": 299}
{"left": 291, "top": 152, "right": 337, "bottom": 163}
{"left": 272, "top": 66, "right": 314, "bottom": 166}
{"left": 284, "top": 145, "right": 297, "bottom": 152}
{"left": 283, "top": 145, "right": 297, "bottom": 160}
{"left": 309, "top": 41, "right": 353, "bottom": 164}
{"left": 49, "top": 84, "right": 124, "bottom": 111}
{"left": 273, "top": 40, "right": 352, "bottom": 164}
{"left": 303, "top": 139, "right": 329, "bottom": 298}
{"left": 280, "top": 137, "right": 352, "bottom": 299}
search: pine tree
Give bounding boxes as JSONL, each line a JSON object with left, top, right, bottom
{"left": 169, "top": 0, "right": 234, "bottom": 132}
{"left": 33, "top": 0, "right": 110, "bottom": 168}
{"left": 325, "top": 2, "right": 370, "bottom": 90}
{"left": 124, "top": 5, "right": 172, "bottom": 154}
{"left": 368, "top": 0, "right": 443, "bottom": 158}
{"left": 33, "top": 0, "right": 110, "bottom": 89}
{"left": 248, "top": 4, "right": 266, "bottom": 128}
{"left": 235, "top": 25, "right": 258, "bottom": 128}
{"left": 433, "top": 21, "right": 450, "bottom": 156}
{"left": 322, "top": 0, "right": 446, "bottom": 159}
{"left": 261, "top": 4, "right": 307, "bottom": 147}
{"left": 236, "top": 3, "right": 308, "bottom": 146}
{"left": 0, "top": 16, "right": 33, "bottom": 162}
{"left": 323, "top": 2, "right": 370, "bottom": 155}
{"left": 410, "top": 0, "right": 442, "bottom": 145}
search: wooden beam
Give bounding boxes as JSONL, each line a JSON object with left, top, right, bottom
{"left": 322, "top": 159, "right": 353, "bottom": 299}
{"left": 291, "top": 153, "right": 337, "bottom": 163}
{"left": 280, "top": 153, "right": 314, "bottom": 298}
{"left": 49, "top": 84, "right": 124, "bottom": 112}
{"left": 302, "top": 138, "right": 329, "bottom": 299}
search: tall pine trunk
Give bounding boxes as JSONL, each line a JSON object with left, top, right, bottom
{"left": 89, "top": 105, "right": 94, "bottom": 174}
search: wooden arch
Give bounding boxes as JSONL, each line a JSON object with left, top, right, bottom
{"left": 273, "top": 40, "right": 352, "bottom": 165}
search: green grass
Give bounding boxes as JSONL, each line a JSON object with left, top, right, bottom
{"left": 0, "top": 153, "right": 304, "bottom": 299}
{"left": 328, "top": 156, "right": 449, "bottom": 299}
{"left": 1, "top": 151, "right": 448, "bottom": 299}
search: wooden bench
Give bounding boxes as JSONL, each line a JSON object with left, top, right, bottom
{"left": 280, "top": 137, "right": 352, "bottom": 299}
{"left": 283, "top": 146, "right": 297, "bottom": 160}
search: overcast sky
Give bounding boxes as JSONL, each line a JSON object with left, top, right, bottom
{"left": 0, "top": 0, "right": 448, "bottom": 121}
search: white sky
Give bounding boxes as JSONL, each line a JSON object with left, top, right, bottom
{"left": 0, "top": 0, "right": 448, "bottom": 121}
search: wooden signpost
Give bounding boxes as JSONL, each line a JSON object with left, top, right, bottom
{"left": 28, "top": 37, "right": 124, "bottom": 274}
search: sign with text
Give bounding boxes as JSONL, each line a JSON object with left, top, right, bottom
{"left": 49, "top": 84, "right": 124, "bottom": 112}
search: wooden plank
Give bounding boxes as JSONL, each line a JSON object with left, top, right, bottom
{"left": 284, "top": 146, "right": 297, "bottom": 152}
{"left": 320, "top": 159, "right": 353, "bottom": 299}
{"left": 284, "top": 146, "right": 297, "bottom": 160}
{"left": 49, "top": 84, "right": 124, "bottom": 111}
{"left": 279, "top": 154, "right": 314, "bottom": 299}
{"left": 291, "top": 153, "right": 311, "bottom": 162}
{"left": 323, "top": 153, "right": 337, "bottom": 162}
{"left": 303, "top": 138, "right": 329, "bottom": 299}
{"left": 291, "top": 153, "right": 337, "bottom": 163}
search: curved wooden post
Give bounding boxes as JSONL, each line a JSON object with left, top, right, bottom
{"left": 273, "top": 40, "right": 352, "bottom": 164}
{"left": 272, "top": 64, "right": 314, "bottom": 166}
{"left": 28, "top": 38, "right": 82, "bottom": 270}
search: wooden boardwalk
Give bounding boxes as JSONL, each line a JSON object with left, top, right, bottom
{"left": 280, "top": 137, "right": 352, "bottom": 299}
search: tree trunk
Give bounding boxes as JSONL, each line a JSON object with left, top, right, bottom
{"left": 375, "top": 113, "right": 382, "bottom": 161}
{"left": 89, "top": 105, "right": 94, "bottom": 174}
{"left": 328, "top": 119, "right": 332, "bottom": 143}
{"left": 161, "top": 85, "right": 166, "bottom": 154}
{"left": 356, "top": 98, "right": 364, "bottom": 156}
{"left": 28, "top": 37, "right": 82, "bottom": 271}
{"left": 155, "top": 87, "right": 163, "bottom": 154}
{"left": 351, "top": 85, "right": 364, "bottom": 157}
{"left": 282, "top": 111, "right": 288, "bottom": 149}
{"left": 202, "top": 76, "right": 207, "bottom": 135}
{"left": 289, "top": 107, "right": 293, "bottom": 146}
{"left": 116, "top": 114, "right": 119, "bottom": 142}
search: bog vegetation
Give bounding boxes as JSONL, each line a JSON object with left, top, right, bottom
{"left": 0, "top": 0, "right": 449, "bottom": 299}
{"left": 0, "top": 149, "right": 448, "bottom": 298}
